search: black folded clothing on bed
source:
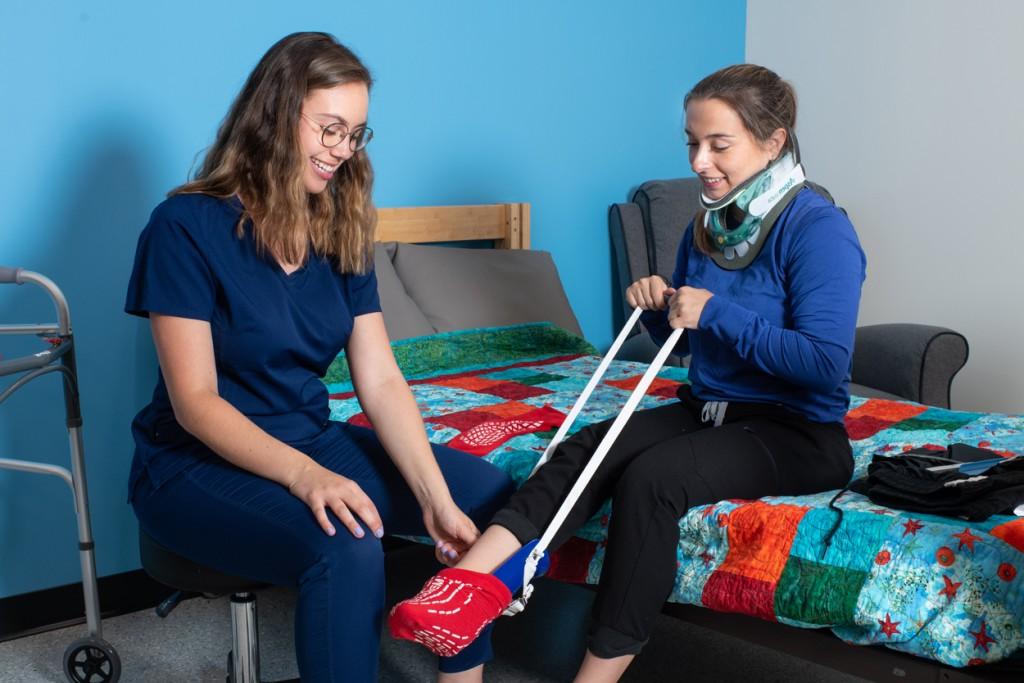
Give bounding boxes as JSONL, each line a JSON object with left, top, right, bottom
{"left": 849, "top": 444, "right": 1024, "bottom": 521}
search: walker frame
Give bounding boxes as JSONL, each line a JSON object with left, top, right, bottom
{"left": 0, "top": 266, "right": 121, "bottom": 683}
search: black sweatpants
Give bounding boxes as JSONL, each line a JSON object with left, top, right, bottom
{"left": 489, "top": 385, "right": 853, "bottom": 658}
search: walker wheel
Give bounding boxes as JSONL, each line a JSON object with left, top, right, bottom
{"left": 63, "top": 637, "right": 121, "bottom": 683}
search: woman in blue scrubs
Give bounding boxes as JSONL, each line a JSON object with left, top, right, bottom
{"left": 125, "top": 32, "right": 514, "bottom": 683}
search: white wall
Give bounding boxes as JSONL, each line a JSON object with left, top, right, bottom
{"left": 747, "top": 0, "right": 1024, "bottom": 413}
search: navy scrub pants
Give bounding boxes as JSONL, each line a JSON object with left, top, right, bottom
{"left": 131, "top": 421, "right": 515, "bottom": 683}
{"left": 490, "top": 385, "right": 853, "bottom": 658}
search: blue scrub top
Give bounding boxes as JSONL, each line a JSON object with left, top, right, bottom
{"left": 125, "top": 193, "right": 380, "bottom": 490}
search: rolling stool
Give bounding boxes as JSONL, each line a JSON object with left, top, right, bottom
{"left": 139, "top": 529, "right": 298, "bottom": 683}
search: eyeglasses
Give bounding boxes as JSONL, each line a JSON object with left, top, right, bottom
{"left": 301, "top": 113, "right": 374, "bottom": 152}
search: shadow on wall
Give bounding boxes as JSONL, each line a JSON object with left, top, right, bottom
{"left": 0, "top": 114, "right": 161, "bottom": 597}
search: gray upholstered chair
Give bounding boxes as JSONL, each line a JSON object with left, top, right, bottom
{"left": 608, "top": 177, "right": 968, "bottom": 408}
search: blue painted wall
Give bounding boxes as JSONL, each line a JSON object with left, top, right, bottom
{"left": 0, "top": 1, "right": 745, "bottom": 598}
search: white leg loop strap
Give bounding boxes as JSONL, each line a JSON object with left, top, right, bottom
{"left": 528, "top": 307, "right": 645, "bottom": 477}
{"left": 514, "top": 312, "right": 685, "bottom": 612}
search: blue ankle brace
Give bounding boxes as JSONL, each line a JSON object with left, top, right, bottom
{"left": 492, "top": 539, "right": 550, "bottom": 593}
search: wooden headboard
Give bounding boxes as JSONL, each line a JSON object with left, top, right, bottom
{"left": 375, "top": 203, "right": 530, "bottom": 249}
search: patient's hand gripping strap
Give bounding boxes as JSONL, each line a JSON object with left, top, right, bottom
{"left": 507, "top": 312, "right": 685, "bottom": 615}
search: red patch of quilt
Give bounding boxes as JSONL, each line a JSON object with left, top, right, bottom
{"left": 701, "top": 571, "right": 776, "bottom": 621}
{"left": 547, "top": 536, "right": 599, "bottom": 583}
{"left": 844, "top": 415, "right": 896, "bottom": 440}
{"left": 428, "top": 410, "right": 501, "bottom": 431}
{"left": 447, "top": 405, "right": 566, "bottom": 455}
{"left": 478, "top": 382, "right": 553, "bottom": 400}
{"left": 348, "top": 413, "right": 372, "bottom": 428}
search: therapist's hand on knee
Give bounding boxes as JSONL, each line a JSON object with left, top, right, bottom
{"left": 288, "top": 462, "right": 383, "bottom": 538}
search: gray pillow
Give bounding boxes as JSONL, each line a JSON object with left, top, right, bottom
{"left": 373, "top": 242, "right": 437, "bottom": 340}
{"left": 391, "top": 242, "right": 583, "bottom": 337}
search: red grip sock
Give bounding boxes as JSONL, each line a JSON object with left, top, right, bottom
{"left": 388, "top": 567, "right": 513, "bottom": 657}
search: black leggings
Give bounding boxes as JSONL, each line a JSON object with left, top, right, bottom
{"left": 490, "top": 386, "right": 853, "bottom": 658}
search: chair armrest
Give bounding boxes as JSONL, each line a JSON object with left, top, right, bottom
{"left": 609, "top": 202, "right": 650, "bottom": 330}
{"left": 851, "top": 324, "right": 969, "bottom": 408}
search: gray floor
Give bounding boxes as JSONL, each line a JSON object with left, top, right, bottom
{"left": 0, "top": 545, "right": 877, "bottom": 682}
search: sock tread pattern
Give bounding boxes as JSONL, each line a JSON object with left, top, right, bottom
{"left": 388, "top": 567, "right": 512, "bottom": 657}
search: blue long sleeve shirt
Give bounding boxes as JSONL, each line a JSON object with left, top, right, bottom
{"left": 640, "top": 187, "right": 866, "bottom": 424}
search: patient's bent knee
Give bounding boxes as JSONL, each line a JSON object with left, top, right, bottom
{"left": 616, "top": 452, "right": 686, "bottom": 513}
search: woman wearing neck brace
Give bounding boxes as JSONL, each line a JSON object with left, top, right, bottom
{"left": 390, "top": 64, "right": 865, "bottom": 683}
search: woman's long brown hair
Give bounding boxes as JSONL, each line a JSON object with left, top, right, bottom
{"left": 173, "top": 32, "right": 375, "bottom": 273}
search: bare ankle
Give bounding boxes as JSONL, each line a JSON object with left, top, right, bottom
{"left": 458, "top": 525, "right": 523, "bottom": 573}
{"left": 572, "top": 651, "right": 635, "bottom": 683}
{"left": 438, "top": 664, "right": 483, "bottom": 683}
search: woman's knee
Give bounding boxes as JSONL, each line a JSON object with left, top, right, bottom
{"left": 468, "top": 467, "right": 516, "bottom": 525}
{"left": 298, "top": 531, "right": 386, "bottom": 587}
{"left": 615, "top": 450, "right": 688, "bottom": 514}
{"left": 316, "top": 530, "right": 385, "bottom": 567}
{"left": 437, "top": 446, "right": 517, "bottom": 523}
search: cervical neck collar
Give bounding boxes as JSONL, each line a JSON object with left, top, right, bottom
{"left": 701, "top": 150, "right": 806, "bottom": 268}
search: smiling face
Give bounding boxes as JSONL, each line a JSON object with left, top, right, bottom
{"left": 298, "top": 81, "right": 369, "bottom": 194}
{"left": 685, "top": 97, "right": 783, "bottom": 201}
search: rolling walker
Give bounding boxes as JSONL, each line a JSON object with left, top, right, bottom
{"left": 0, "top": 266, "right": 121, "bottom": 683}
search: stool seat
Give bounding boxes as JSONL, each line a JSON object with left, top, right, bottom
{"left": 139, "top": 528, "right": 287, "bottom": 682}
{"left": 139, "top": 529, "right": 266, "bottom": 595}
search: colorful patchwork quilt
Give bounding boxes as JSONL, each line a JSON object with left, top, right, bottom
{"left": 324, "top": 323, "right": 1024, "bottom": 668}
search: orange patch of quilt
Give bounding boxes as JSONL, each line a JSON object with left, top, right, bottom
{"left": 472, "top": 400, "right": 536, "bottom": 418}
{"left": 990, "top": 518, "right": 1024, "bottom": 553}
{"left": 715, "top": 502, "right": 809, "bottom": 584}
{"left": 431, "top": 376, "right": 504, "bottom": 391}
{"left": 845, "top": 399, "right": 928, "bottom": 422}
{"left": 604, "top": 376, "right": 680, "bottom": 394}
